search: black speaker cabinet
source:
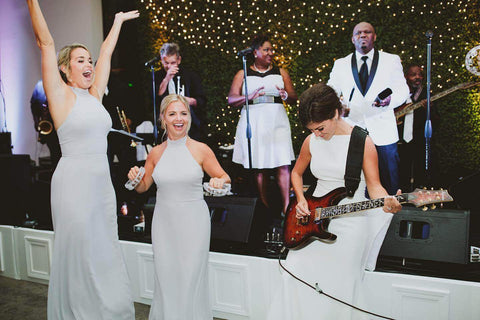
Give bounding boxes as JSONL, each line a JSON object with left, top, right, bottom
{"left": 205, "top": 196, "right": 266, "bottom": 246}
{"left": 0, "top": 154, "right": 32, "bottom": 226}
{"left": 379, "top": 207, "right": 470, "bottom": 264}
{"left": 450, "top": 171, "right": 480, "bottom": 212}
{"left": 0, "top": 132, "right": 13, "bottom": 154}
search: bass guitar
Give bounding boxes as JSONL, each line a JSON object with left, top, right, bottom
{"left": 283, "top": 187, "right": 453, "bottom": 249}
{"left": 394, "top": 82, "right": 480, "bottom": 120}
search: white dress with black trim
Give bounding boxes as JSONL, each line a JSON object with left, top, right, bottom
{"left": 232, "top": 66, "right": 295, "bottom": 169}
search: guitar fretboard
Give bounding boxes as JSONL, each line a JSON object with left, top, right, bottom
{"left": 395, "top": 82, "right": 479, "bottom": 118}
{"left": 316, "top": 194, "right": 407, "bottom": 220}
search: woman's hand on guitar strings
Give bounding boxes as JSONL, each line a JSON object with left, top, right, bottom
{"left": 295, "top": 199, "right": 311, "bottom": 219}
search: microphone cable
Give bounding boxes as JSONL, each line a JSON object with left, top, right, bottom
{"left": 277, "top": 247, "right": 395, "bottom": 320}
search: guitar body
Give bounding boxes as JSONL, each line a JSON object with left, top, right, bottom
{"left": 284, "top": 187, "right": 347, "bottom": 248}
{"left": 283, "top": 187, "right": 454, "bottom": 249}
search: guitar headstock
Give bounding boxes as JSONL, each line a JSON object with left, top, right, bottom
{"left": 406, "top": 188, "right": 453, "bottom": 208}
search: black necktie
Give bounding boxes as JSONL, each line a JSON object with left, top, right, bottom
{"left": 359, "top": 56, "right": 368, "bottom": 93}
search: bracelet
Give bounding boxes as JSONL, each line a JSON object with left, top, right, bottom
{"left": 281, "top": 91, "right": 288, "bottom": 101}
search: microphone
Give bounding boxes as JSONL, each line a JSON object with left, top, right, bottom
{"left": 237, "top": 47, "right": 254, "bottom": 56}
{"left": 425, "top": 30, "right": 434, "bottom": 39}
{"left": 373, "top": 88, "right": 392, "bottom": 106}
{"left": 144, "top": 55, "right": 160, "bottom": 67}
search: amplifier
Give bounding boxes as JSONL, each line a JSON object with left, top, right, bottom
{"left": 379, "top": 206, "right": 470, "bottom": 264}
{"left": 205, "top": 196, "right": 266, "bottom": 247}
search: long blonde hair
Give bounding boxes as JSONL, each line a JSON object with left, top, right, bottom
{"left": 159, "top": 94, "right": 192, "bottom": 138}
{"left": 57, "top": 43, "right": 90, "bottom": 83}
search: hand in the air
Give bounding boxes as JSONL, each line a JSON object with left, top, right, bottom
{"left": 115, "top": 10, "right": 140, "bottom": 23}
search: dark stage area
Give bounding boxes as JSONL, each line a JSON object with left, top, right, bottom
{"left": 2, "top": 152, "right": 480, "bottom": 283}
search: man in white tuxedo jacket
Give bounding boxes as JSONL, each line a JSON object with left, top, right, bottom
{"left": 327, "top": 21, "right": 410, "bottom": 195}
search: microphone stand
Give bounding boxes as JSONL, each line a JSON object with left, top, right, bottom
{"left": 424, "top": 31, "right": 433, "bottom": 182}
{"left": 241, "top": 54, "right": 253, "bottom": 169}
{"left": 148, "top": 64, "right": 158, "bottom": 145}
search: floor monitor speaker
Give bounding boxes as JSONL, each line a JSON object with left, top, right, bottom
{"left": 379, "top": 206, "right": 470, "bottom": 264}
{"left": 205, "top": 196, "right": 266, "bottom": 249}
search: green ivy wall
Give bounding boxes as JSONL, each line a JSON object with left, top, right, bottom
{"left": 135, "top": 0, "right": 480, "bottom": 183}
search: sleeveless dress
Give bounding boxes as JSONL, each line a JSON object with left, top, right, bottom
{"left": 149, "top": 136, "right": 212, "bottom": 320}
{"left": 48, "top": 87, "right": 134, "bottom": 320}
{"left": 267, "top": 133, "right": 393, "bottom": 320}
{"left": 232, "top": 66, "right": 295, "bottom": 169}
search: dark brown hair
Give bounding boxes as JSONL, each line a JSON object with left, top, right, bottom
{"left": 251, "top": 34, "right": 271, "bottom": 50}
{"left": 298, "top": 83, "right": 342, "bottom": 127}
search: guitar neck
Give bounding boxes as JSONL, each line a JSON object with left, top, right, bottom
{"left": 315, "top": 194, "right": 407, "bottom": 220}
{"left": 395, "top": 82, "right": 479, "bottom": 118}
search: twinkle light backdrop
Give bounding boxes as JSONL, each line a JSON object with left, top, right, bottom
{"left": 133, "top": 0, "right": 479, "bottom": 179}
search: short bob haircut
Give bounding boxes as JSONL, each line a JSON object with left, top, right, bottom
{"left": 298, "top": 83, "right": 343, "bottom": 127}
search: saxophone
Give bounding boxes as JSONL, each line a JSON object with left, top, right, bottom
{"left": 37, "top": 103, "right": 53, "bottom": 138}
{"left": 38, "top": 119, "right": 53, "bottom": 135}
{"left": 116, "top": 106, "right": 136, "bottom": 147}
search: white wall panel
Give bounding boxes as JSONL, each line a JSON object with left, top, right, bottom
{"left": 210, "top": 260, "right": 250, "bottom": 316}
{"left": 24, "top": 235, "right": 52, "bottom": 281}
{"left": 0, "top": 225, "right": 19, "bottom": 279}
{"left": 136, "top": 250, "right": 155, "bottom": 300}
{"left": 1, "top": 228, "right": 480, "bottom": 320}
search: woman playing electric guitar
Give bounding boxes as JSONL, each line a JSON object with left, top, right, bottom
{"left": 267, "top": 83, "right": 401, "bottom": 320}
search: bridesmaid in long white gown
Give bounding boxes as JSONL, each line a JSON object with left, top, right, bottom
{"left": 267, "top": 83, "right": 402, "bottom": 320}
{"left": 26, "top": 1, "right": 139, "bottom": 319}
{"left": 128, "top": 94, "right": 231, "bottom": 320}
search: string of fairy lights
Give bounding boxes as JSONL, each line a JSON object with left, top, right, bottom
{"left": 139, "top": 0, "right": 479, "bottom": 147}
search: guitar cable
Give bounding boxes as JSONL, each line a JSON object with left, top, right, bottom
{"left": 277, "top": 247, "right": 395, "bottom": 320}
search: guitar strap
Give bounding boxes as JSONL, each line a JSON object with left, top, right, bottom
{"left": 344, "top": 126, "right": 369, "bottom": 197}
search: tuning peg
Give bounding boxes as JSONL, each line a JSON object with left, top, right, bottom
{"left": 422, "top": 206, "right": 428, "bottom": 211}
{"left": 441, "top": 202, "right": 444, "bottom": 208}
{"left": 431, "top": 204, "right": 436, "bottom": 210}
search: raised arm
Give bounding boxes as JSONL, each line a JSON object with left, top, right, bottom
{"left": 92, "top": 10, "right": 139, "bottom": 99}
{"left": 26, "top": 0, "right": 67, "bottom": 116}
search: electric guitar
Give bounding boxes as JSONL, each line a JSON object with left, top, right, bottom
{"left": 394, "top": 82, "right": 480, "bottom": 120}
{"left": 283, "top": 187, "right": 453, "bottom": 249}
